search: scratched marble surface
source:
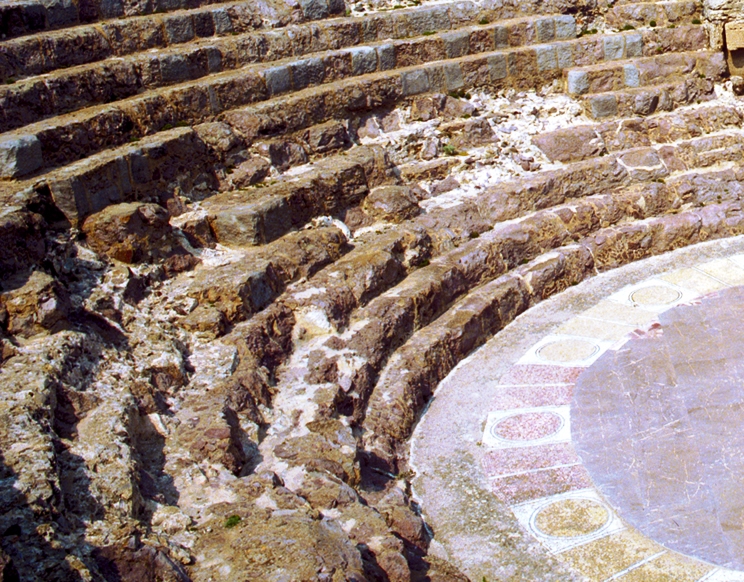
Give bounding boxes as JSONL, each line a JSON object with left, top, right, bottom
{"left": 573, "top": 285, "right": 744, "bottom": 570}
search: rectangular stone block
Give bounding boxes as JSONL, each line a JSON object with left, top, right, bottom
{"left": 589, "top": 94, "right": 618, "bottom": 118}
{"left": 349, "top": 46, "right": 377, "bottom": 75}
{"left": 557, "top": 44, "right": 573, "bottom": 69}
{"left": 604, "top": 35, "right": 626, "bottom": 61}
{"left": 163, "top": 14, "right": 194, "bottom": 45}
{"left": 443, "top": 62, "right": 464, "bottom": 90}
{"left": 625, "top": 33, "right": 643, "bottom": 57}
{"left": 624, "top": 64, "right": 640, "bottom": 87}
{"left": 159, "top": 54, "right": 190, "bottom": 84}
{"left": 536, "top": 18, "right": 555, "bottom": 42}
{"left": 493, "top": 25, "right": 508, "bottom": 49}
{"left": 554, "top": 15, "right": 576, "bottom": 39}
{"left": 566, "top": 70, "right": 589, "bottom": 94}
{"left": 535, "top": 45, "right": 557, "bottom": 72}
{"left": 0, "top": 135, "right": 42, "bottom": 178}
{"left": 488, "top": 54, "right": 507, "bottom": 80}
{"left": 377, "top": 44, "right": 396, "bottom": 71}
{"left": 299, "top": 0, "right": 329, "bottom": 20}
{"left": 401, "top": 69, "right": 430, "bottom": 96}
{"left": 212, "top": 8, "right": 233, "bottom": 34}
{"left": 263, "top": 65, "right": 291, "bottom": 95}
{"left": 441, "top": 30, "right": 470, "bottom": 58}
{"left": 290, "top": 57, "right": 325, "bottom": 90}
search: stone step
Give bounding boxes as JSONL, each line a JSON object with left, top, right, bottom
{"left": 534, "top": 103, "right": 743, "bottom": 163}
{"left": 192, "top": 145, "right": 392, "bottom": 247}
{"left": 0, "top": 0, "right": 478, "bottom": 83}
{"left": 564, "top": 50, "right": 724, "bottom": 96}
{"left": 605, "top": 0, "right": 702, "bottom": 30}
{"left": 177, "top": 225, "right": 351, "bottom": 326}
{"left": 0, "top": 0, "right": 343, "bottom": 41}
{"left": 362, "top": 195, "right": 744, "bottom": 461}
{"left": 348, "top": 181, "right": 684, "bottom": 441}
{"left": 0, "top": 24, "right": 705, "bottom": 180}
{"left": 0, "top": 12, "right": 576, "bottom": 133}
{"left": 579, "top": 75, "right": 715, "bottom": 119}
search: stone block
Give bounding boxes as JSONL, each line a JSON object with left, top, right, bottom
{"left": 377, "top": 44, "right": 395, "bottom": 71}
{"left": 603, "top": 35, "right": 626, "bottom": 61}
{"left": 263, "top": 65, "right": 291, "bottom": 95}
{"left": 99, "top": 0, "right": 124, "bottom": 18}
{"left": 625, "top": 33, "right": 643, "bottom": 57}
{"left": 299, "top": 0, "right": 329, "bottom": 20}
{"left": 401, "top": 69, "right": 430, "bottom": 96}
{"left": 159, "top": 54, "right": 190, "bottom": 84}
{"left": 212, "top": 8, "right": 233, "bottom": 34}
{"left": 488, "top": 54, "right": 507, "bottom": 80}
{"left": 536, "top": 18, "right": 555, "bottom": 42}
{"left": 589, "top": 94, "right": 618, "bottom": 118}
{"left": 567, "top": 70, "right": 589, "bottom": 94}
{"left": 443, "top": 62, "right": 464, "bottom": 90}
{"left": 535, "top": 46, "right": 557, "bottom": 72}
{"left": 290, "top": 57, "right": 325, "bottom": 90}
{"left": 494, "top": 25, "right": 508, "bottom": 49}
{"left": 192, "top": 11, "right": 215, "bottom": 38}
{"left": 0, "top": 135, "right": 42, "bottom": 178}
{"left": 555, "top": 15, "right": 576, "bottom": 39}
{"left": 441, "top": 30, "right": 470, "bottom": 58}
{"left": 624, "top": 64, "right": 640, "bottom": 87}
{"left": 164, "top": 14, "right": 194, "bottom": 45}
{"left": 40, "top": 0, "right": 78, "bottom": 27}
{"left": 349, "top": 46, "right": 377, "bottom": 75}
{"left": 557, "top": 44, "right": 573, "bottom": 69}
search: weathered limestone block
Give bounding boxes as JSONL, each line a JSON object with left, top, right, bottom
{"left": 81, "top": 202, "right": 190, "bottom": 264}
{"left": 533, "top": 125, "right": 605, "bottom": 163}
{"left": 0, "top": 135, "right": 42, "bottom": 178}
{"left": 0, "top": 271, "right": 70, "bottom": 338}
{"left": 363, "top": 185, "right": 421, "bottom": 223}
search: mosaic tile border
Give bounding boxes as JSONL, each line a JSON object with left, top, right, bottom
{"left": 481, "top": 254, "right": 744, "bottom": 581}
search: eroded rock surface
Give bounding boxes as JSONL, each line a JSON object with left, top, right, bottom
{"left": 0, "top": 0, "right": 740, "bottom": 579}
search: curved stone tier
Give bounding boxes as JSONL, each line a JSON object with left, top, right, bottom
{"left": 1, "top": 0, "right": 743, "bottom": 578}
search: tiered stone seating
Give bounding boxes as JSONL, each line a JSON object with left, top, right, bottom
{"left": 2, "top": 0, "right": 742, "bottom": 578}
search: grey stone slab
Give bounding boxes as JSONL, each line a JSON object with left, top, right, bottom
{"left": 556, "top": 44, "right": 573, "bottom": 69}
{"left": 263, "top": 65, "right": 291, "bottom": 95}
{"left": 377, "top": 44, "right": 396, "bottom": 71}
{"left": 212, "top": 8, "right": 233, "bottom": 34}
{"left": 535, "top": 45, "right": 557, "bottom": 72}
{"left": 163, "top": 14, "right": 194, "bottom": 44}
{"left": 589, "top": 94, "right": 618, "bottom": 118}
{"left": 625, "top": 33, "right": 643, "bottom": 58}
{"left": 554, "top": 15, "right": 576, "bottom": 39}
{"left": 290, "top": 57, "right": 325, "bottom": 90}
{"left": 401, "top": 69, "right": 430, "bottom": 96}
{"left": 624, "top": 64, "right": 640, "bottom": 87}
{"left": 0, "top": 135, "right": 42, "bottom": 178}
{"left": 298, "top": 0, "right": 329, "bottom": 20}
{"left": 441, "top": 30, "right": 470, "bottom": 58}
{"left": 603, "top": 35, "right": 625, "bottom": 61}
{"left": 488, "top": 54, "right": 507, "bottom": 80}
{"left": 493, "top": 25, "right": 508, "bottom": 49}
{"left": 536, "top": 18, "right": 555, "bottom": 42}
{"left": 349, "top": 46, "right": 377, "bottom": 75}
{"left": 443, "top": 62, "right": 464, "bottom": 90}
{"left": 40, "top": 0, "right": 77, "bottom": 27}
{"left": 566, "top": 70, "right": 589, "bottom": 94}
{"left": 159, "top": 54, "right": 190, "bottom": 84}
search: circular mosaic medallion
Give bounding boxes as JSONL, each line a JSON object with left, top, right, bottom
{"left": 536, "top": 339, "right": 599, "bottom": 363}
{"left": 533, "top": 498, "right": 610, "bottom": 538}
{"left": 491, "top": 412, "right": 562, "bottom": 442}
{"left": 629, "top": 285, "right": 682, "bottom": 306}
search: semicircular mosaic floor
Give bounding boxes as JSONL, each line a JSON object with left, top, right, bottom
{"left": 412, "top": 236, "right": 744, "bottom": 582}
